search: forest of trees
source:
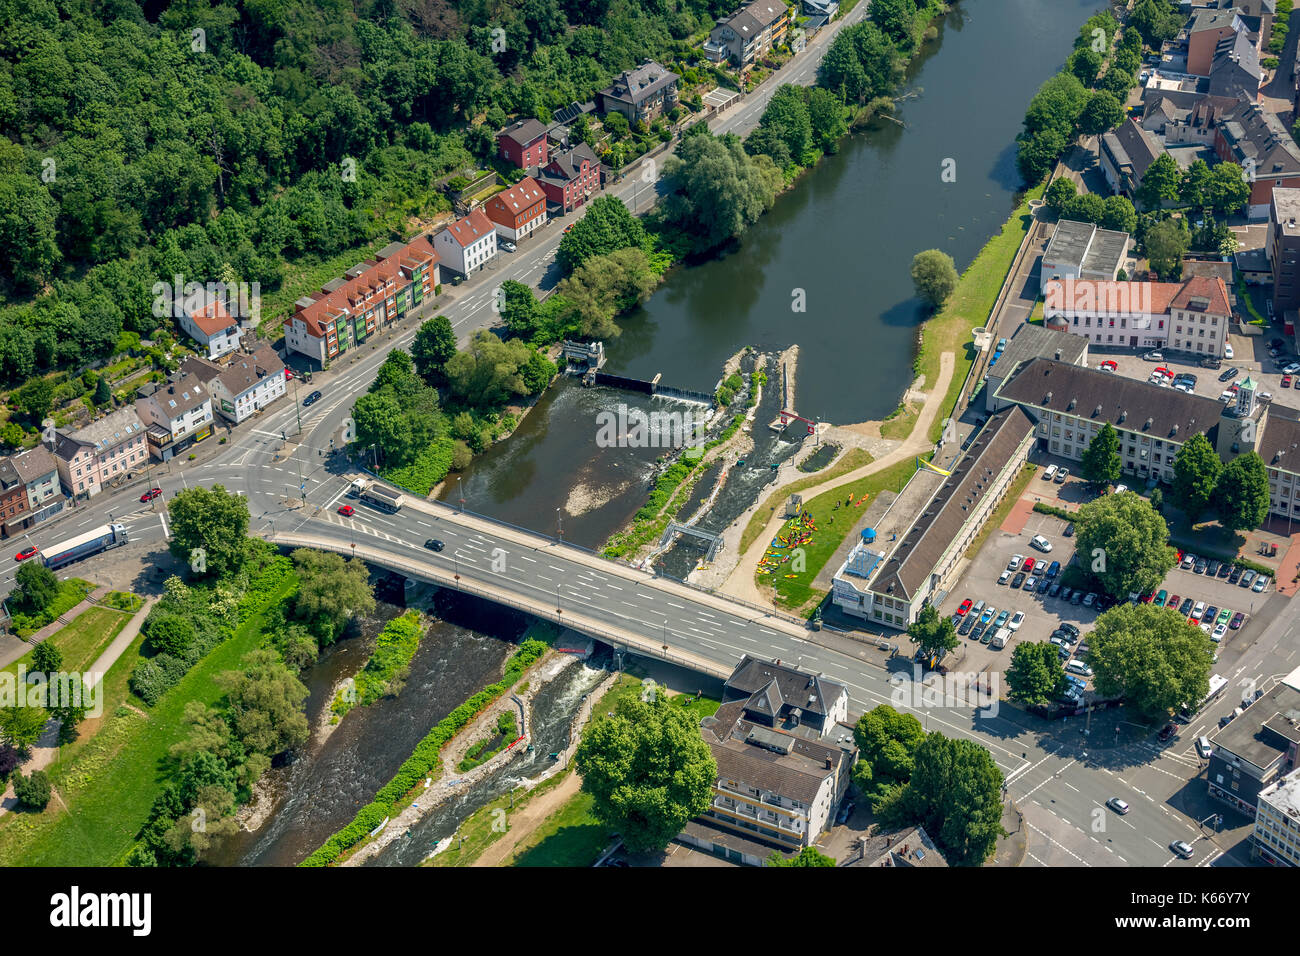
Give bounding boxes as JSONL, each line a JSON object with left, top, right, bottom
{"left": 0, "top": 0, "right": 737, "bottom": 391}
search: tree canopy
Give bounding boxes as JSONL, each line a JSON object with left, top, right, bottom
{"left": 1073, "top": 491, "right": 1177, "bottom": 598}
{"left": 1088, "top": 603, "right": 1213, "bottom": 719}
{"left": 166, "top": 485, "right": 250, "bottom": 579}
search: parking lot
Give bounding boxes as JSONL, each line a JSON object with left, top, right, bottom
{"left": 1094, "top": 337, "right": 1300, "bottom": 408}
{"left": 940, "top": 507, "right": 1101, "bottom": 679}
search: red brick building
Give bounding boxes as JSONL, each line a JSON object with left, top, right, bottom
{"left": 537, "top": 143, "right": 601, "bottom": 214}
{"left": 497, "top": 118, "right": 549, "bottom": 171}
{"left": 483, "top": 177, "right": 548, "bottom": 242}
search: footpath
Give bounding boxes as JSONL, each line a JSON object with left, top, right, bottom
{"left": 720, "top": 352, "right": 956, "bottom": 608}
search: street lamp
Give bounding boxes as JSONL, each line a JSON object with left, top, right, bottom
{"left": 556, "top": 507, "right": 563, "bottom": 541}
{"left": 457, "top": 475, "right": 465, "bottom": 513}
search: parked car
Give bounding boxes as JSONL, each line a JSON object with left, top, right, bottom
{"left": 993, "top": 609, "right": 1010, "bottom": 629}
{"left": 1284, "top": 374, "right": 1294, "bottom": 388}
{"left": 1059, "top": 622, "right": 1080, "bottom": 638}
{"left": 1206, "top": 559, "right": 1221, "bottom": 576}
{"left": 1217, "top": 562, "right": 1232, "bottom": 579}
{"left": 1158, "top": 723, "right": 1176, "bottom": 742}
{"left": 1240, "top": 570, "right": 1256, "bottom": 588}
{"left": 959, "top": 615, "right": 976, "bottom": 635}
{"left": 1063, "top": 522, "right": 1074, "bottom": 537}
{"left": 1212, "top": 622, "right": 1228, "bottom": 642}
{"left": 1143, "top": 350, "right": 1164, "bottom": 361}
{"left": 140, "top": 487, "right": 163, "bottom": 502}
{"left": 971, "top": 623, "right": 987, "bottom": 641}
{"left": 1204, "top": 606, "right": 1219, "bottom": 625}
{"left": 337, "top": 504, "right": 354, "bottom": 516}
{"left": 1066, "top": 659, "right": 1093, "bottom": 677}
{"left": 1048, "top": 582, "right": 1061, "bottom": 598}
{"left": 1228, "top": 566, "right": 1243, "bottom": 584}
{"left": 957, "top": 598, "right": 973, "bottom": 616}
{"left": 1030, "top": 534, "right": 1052, "bottom": 552}
{"left": 1283, "top": 362, "right": 1300, "bottom": 375}
{"left": 997, "top": 569, "right": 1011, "bottom": 585}
{"left": 1154, "top": 589, "right": 1168, "bottom": 606}
{"left": 1166, "top": 594, "right": 1181, "bottom": 612}
{"left": 1098, "top": 360, "right": 1118, "bottom": 372}
{"left": 1201, "top": 356, "right": 1222, "bottom": 369}
{"left": 1045, "top": 560, "right": 1060, "bottom": 578}
{"left": 1022, "top": 557, "right": 1035, "bottom": 574}
{"left": 1054, "top": 468, "right": 1069, "bottom": 484}
{"left": 1036, "top": 576, "right": 1051, "bottom": 594}
{"left": 1049, "top": 636, "right": 1070, "bottom": 652}
{"left": 1011, "top": 572, "right": 1025, "bottom": 588}
{"left": 980, "top": 627, "right": 995, "bottom": 645}
{"left": 1191, "top": 601, "right": 1205, "bottom": 620}
{"left": 1007, "top": 554, "right": 1023, "bottom": 571}
{"left": 1022, "top": 575, "right": 1038, "bottom": 591}
{"left": 1217, "top": 607, "right": 1233, "bottom": 625}
{"left": 1071, "top": 590, "right": 1084, "bottom": 605}
{"left": 1043, "top": 464, "right": 1058, "bottom": 480}
{"left": 980, "top": 605, "right": 995, "bottom": 625}
{"left": 1008, "top": 611, "right": 1025, "bottom": 631}
{"left": 1178, "top": 597, "right": 1194, "bottom": 616}
{"left": 500, "top": 239, "right": 517, "bottom": 252}
{"left": 972, "top": 599, "right": 986, "bottom": 616}
{"left": 1219, "top": 366, "right": 1240, "bottom": 382}
{"left": 1181, "top": 553, "right": 1196, "bottom": 570}
{"left": 1253, "top": 575, "right": 1268, "bottom": 592}
{"left": 1083, "top": 592, "right": 1096, "bottom": 607}
{"left": 1194, "top": 557, "right": 1208, "bottom": 574}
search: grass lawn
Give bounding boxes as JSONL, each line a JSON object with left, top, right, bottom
{"left": 739, "top": 448, "right": 874, "bottom": 555}
{"left": 0, "top": 574, "right": 296, "bottom": 866}
{"left": 12, "top": 579, "right": 95, "bottom": 638}
{"left": 964, "top": 463, "right": 1036, "bottom": 559}
{"left": 510, "top": 790, "right": 608, "bottom": 867}
{"left": 919, "top": 183, "right": 1046, "bottom": 444}
{"left": 426, "top": 766, "right": 576, "bottom": 867}
{"left": 764, "top": 457, "right": 918, "bottom": 612}
{"left": 1, "top": 606, "right": 131, "bottom": 681}
{"left": 879, "top": 402, "right": 919, "bottom": 441}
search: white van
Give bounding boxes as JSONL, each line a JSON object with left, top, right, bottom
{"left": 991, "top": 627, "right": 1011, "bottom": 649}
{"left": 1043, "top": 464, "right": 1058, "bottom": 481}
{"left": 1196, "top": 736, "right": 1213, "bottom": 759}
{"left": 1066, "top": 659, "right": 1093, "bottom": 677}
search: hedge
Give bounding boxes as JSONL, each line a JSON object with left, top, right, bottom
{"left": 300, "top": 637, "right": 549, "bottom": 866}
{"left": 1031, "top": 501, "right": 1075, "bottom": 521}
{"left": 333, "top": 610, "right": 424, "bottom": 718}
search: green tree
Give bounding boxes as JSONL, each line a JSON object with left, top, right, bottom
{"left": 166, "top": 485, "right": 250, "bottom": 579}
{"left": 555, "top": 195, "right": 646, "bottom": 274}
{"left": 1080, "top": 422, "right": 1122, "bottom": 489}
{"left": 1132, "top": 0, "right": 1182, "bottom": 48}
{"left": 871, "top": 0, "right": 919, "bottom": 47}
{"left": 906, "top": 604, "right": 959, "bottom": 663}
{"left": 142, "top": 609, "right": 197, "bottom": 657}
{"left": 1073, "top": 490, "right": 1177, "bottom": 598}
{"left": 1214, "top": 452, "right": 1270, "bottom": 532}
{"left": 910, "top": 249, "right": 959, "bottom": 308}
{"left": 818, "top": 21, "right": 903, "bottom": 105}
{"left": 1079, "top": 90, "right": 1125, "bottom": 135}
{"left": 444, "top": 329, "right": 536, "bottom": 410}
{"left": 497, "top": 280, "right": 540, "bottom": 339}
{"left": 1089, "top": 604, "right": 1213, "bottom": 718}
{"left": 1179, "top": 159, "right": 1213, "bottom": 207}
{"left": 1206, "top": 162, "right": 1252, "bottom": 217}
{"left": 853, "top": 704, "right": 925, "bottom": 802}
{"left": 554, "top": 246, "right": 658, "bottom": 339}
{"left": 290, "top": 548, "right": 376, "bottom": 645}
{"left": 1143, "top": 217, "right": 1189, "bottom": 279}
{"left": 12, "top": 769, "right": 51, "bottom": 810}
{"left": 1171, "top": 433, "right": 1223, "bottom": 523}
{"left": 213, "top": 649, "right": 309, "bottom": 757}
{"left": 0, "top": 704, "right": 48, "bottom": 754}
{"left": 602, "top": 111, "right": 629, "bottom": 141}
{"left": 1136, "top": 153, "right": 1181, "bottom": 209}
{"left": 756, "top": 84, "right": 816, "bottom": 166}
{"left": 1100, "top": 194, "right": 1138, "bottom": 234}
{"left": 1061, "top": 192, "right": 1106, "bottom": 225}
{"left": 1068, "top": 48, "right": 1104, "bottom": 86}
{"left": 411, "top": 315, "right": 458, "bottom": 386}
{"left": 574, "top": 695, "right": 716, "bottom": 855}
{"left": 1045, "top": 177, "right": 1078, "bottom": 215}
{"left": 806, "top": 86, "right": 848, "bottom": 154}
{"left": 1006, "top": 641, "right": 1068, "bottom": 707}
{"left": 32, "top": 639, "right": 63, "bottom": 675}
{"left": 659, "top": 132, "right": 781, "bottom": 252}
{"left": 769, "top": 846, "right": 836, "bottom": 866}
{"left": 14, "top": 561, "right": 59, "bottom": 614}
{"left": 882, "top": 734, "right": 1006, "bottom": 865}
{"left": 13, "top": 377, "right": 55, "bottom": 423}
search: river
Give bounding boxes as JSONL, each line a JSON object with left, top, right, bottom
{"left": 440, "top": 0, "right": 1102, "bottom": 548}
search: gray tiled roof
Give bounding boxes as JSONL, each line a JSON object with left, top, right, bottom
{"left": 724, "top": 655, "right": 845, "bottom": 720}
{"left": 1260, "top": 402, "right": 1300, "bottom": 473}
{"left": 63, "top": 406, "right": 146, "bottom": 454}
{"left": 9, "top": 445, "right": 57, "bottom": 484}
{"left": 869, "top": 405, "right": 1035, "bottom": 601}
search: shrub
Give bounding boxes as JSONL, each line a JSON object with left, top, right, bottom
{"left": 13, "top": 769, "right": 51, "bottom": 810}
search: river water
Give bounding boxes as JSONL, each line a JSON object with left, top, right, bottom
{"left": 441, "top": 0, "right": 1101, "bottom": 548}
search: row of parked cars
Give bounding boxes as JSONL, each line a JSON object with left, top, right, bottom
{"left": 951, "top": 597, "right": 1024, "bottom": 648}
{"left": 1175, "top": 550, "right": 1269, "bottom": 593}
{"left": 1139, "top": 589, "right": 1245, "bottom": 642}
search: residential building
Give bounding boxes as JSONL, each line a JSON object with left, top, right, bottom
{"left": 1253, "top": 768, "right": 1300, "bottom": 866}
{"left": 180, "top": 293, "right": 243, "bottom": 360}
{"left": 695, "top": 657, "right": 856, "bottom": 850}
{"left": 596, "top": 61, "right": 680, "bottom": 124}
{"left": 1039, "top": 220, "right": 1131, "bottom": 294}
{"left": 1100, "top": 119, "right": 1165, "bottom": 197}
{"left": 1207, "top": 29, "right": 1263, "bottom": 101}
{"left": 536, "top": 143, "right": 601, "bottom": 214}
{"left": 497, "top": 118, "right": 549, "bottom": 171}
{"left": 1270, "top": 187, "right": 1300, "bottom": 313}
{"left": 0, "top": 459, "right": 28, "bottom": 539}
{"left": 831, "top": 406, "right": 1036, "bottom": 629}
{"left": 1213, "top": 97, "right": 1300, "bottom": 219}
{"left": 53, "top": 407, "right": 149, "bottom": 499}
{"left": 704, "top": 1, "right": 791, "bottom": 68}
{"left": 483, "top": 177, "right": 547, "bottom": 243}
{"left": 135, "top": 373, "right": 214, "bottom": 461}
{"left": 1043, "top": 275, "right": 1232, "bottom": 358}
{"left": 432, "top": 209, "right": 497, "bottom": 279}
{"left": 1207, "top": 663, "right": 1300, "bottom": 816}
{"left": 842, "top": 825, "right": 949, "bottom": 867}
{"left": 10, "top": 445, "right": 63, "bottom": 527}
{"left": 1187, "top": 8, "right": 1245, "bottom": 77}
{"left": 284, "top": 234, "right": 440, "bottom": 366}
{"left": 1257, "top": 401, "right": 1300, "bottom": 523}
{"left": 984, "top": 323, "right": 1090, "bottom": 414}
{"left": 195, "top": 345, "right": 287, "bottom": 425}
{"left": 802, "top": 0, "right": 838, "bottom": 17}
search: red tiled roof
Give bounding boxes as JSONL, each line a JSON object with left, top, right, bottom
{"left": 485, "top": 177, "right": 545, "bottom": 225}
{"left": 1170, "top": 275, "right": 1231, "bottom": 316}
{"left": 441, "top": 209, "right": 495, "bottom": 248}
{"left": 289, "top": 235, "right": 440, "bottom": 338}
{"left": 189, "top": 297, "right": 235, "bottom": 337}
{"left": 1045, "top": 279, "right": 1183, "bottom": 315}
